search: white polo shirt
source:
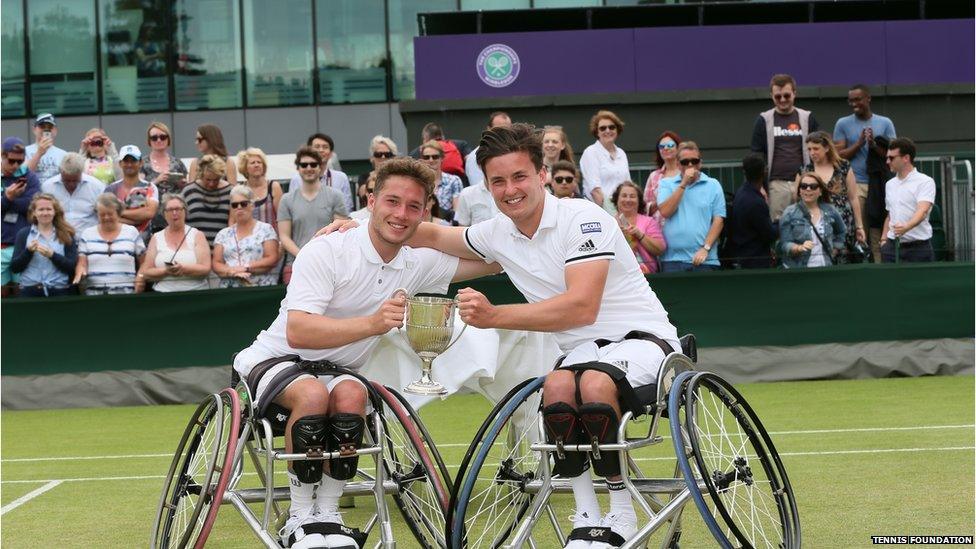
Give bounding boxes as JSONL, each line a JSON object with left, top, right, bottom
{"left": 454, "top": 182, "right": 500, "bottom": 226}
{"left": 464, "top": 193, "right": 678, "bottom": 353}
{"left": 239, "top": 225, "right": 459, "bottom": 375}
{"left": 885, "top": 168, "right": 936, "bottom": 242}
{"left": 465, "top": 147, "right": 485, "bottom": 188}
{"left": 579, "top": 141, "right": 630, "bottom": 204}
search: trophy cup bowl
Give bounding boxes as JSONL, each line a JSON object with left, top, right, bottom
{"left": 400, "top": 294, "right": 466, "bottom": 396}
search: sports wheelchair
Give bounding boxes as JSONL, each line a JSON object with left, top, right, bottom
{"left": 447, "top": 335, "right": 800, "bottom": 549}
{"left": 150, "top": 359, "right": 451, "bottom": 548}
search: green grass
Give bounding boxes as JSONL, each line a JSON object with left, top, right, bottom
{"left": 2, "top": 376, "right": 973, "bottom": 548}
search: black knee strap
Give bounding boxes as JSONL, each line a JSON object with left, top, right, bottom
{"left": 579, "top": 402, "right": 621, "bottom": 477}
{"left": 567, "top": 526, "right": 626, "bottom": 547}
{"left": 289, "top": 522, "right": 368, "bottom": 549}
{"left": 291, "top": 414, "right": 329, "bottom": 483}
{"left": 326, "top": 413, "right": 366, "bottom": 481}
{"left": 542, "top": 402, "right": 589, "bottom": 477}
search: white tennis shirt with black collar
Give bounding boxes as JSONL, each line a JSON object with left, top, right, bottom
{"left": 464, "top": 192, "right": 679, "bottom": 353}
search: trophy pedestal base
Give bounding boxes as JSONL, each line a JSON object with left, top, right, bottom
{"left": 403, "top": 380, "right": 448, "bottom": 396}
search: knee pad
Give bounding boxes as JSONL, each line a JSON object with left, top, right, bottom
{"left": 542, "top": 402, "right": 588, "bottom": 477}
{"left": 326, "top": 413, "right": 366, "bottom": 481}
{"left": 579, "top": 402, "right": 621, "bottom": 478}
{"left": 291, "top": 414, "right": 329, "bottom": 484}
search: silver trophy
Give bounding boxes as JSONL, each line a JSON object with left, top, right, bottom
{"left": 395, "top": 290, "right": 466, "bottom": 395}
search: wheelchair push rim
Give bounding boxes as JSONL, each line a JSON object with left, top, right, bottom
{"left": 670, "top": 371, "right": 800, "bottom": 549}
{"left": 151, "top": 387, "right": 241, "bottom": 549}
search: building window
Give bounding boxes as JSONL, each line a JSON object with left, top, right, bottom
{"left": 100, "top": 0, "right": 171, "bottom": 113}
{"left": 173, "top": 0, "right": 243, "bottom": 111}
{"left": 244, "top": 0, "right": 314, "bottom": 107}
{"left": 387, "top": 0, "right": 456, "bottom": 101}
{"left": 27, "top": 0, "right": 98, "bottom": 115}
{"left": 461, "top": 0, "right": 530, "bottom": 9}
{"left": 1, "top": 0, "right": 27, "bottom": 117}
{"left": 314, "top": 0, "right": 389, "bottom": 105}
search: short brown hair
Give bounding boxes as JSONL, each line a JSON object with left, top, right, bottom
{"left": 769, "top": 73, "right": 796, "bottom": 91}
{"left": 588, "top": 110, "right": 624, "bottom": 138}
{"left": 677, "top": 141, "right": 700, "bottom": 156}
{"left": 550, "top": 159, "right": 578, "bottom": 179}
{"left": 611, "top": 181, "right": 646, "bottom": 213}
{"left": 294, "top": 146, "right": 322, "bottom": 167}
{"left": 797, "top": 171, "right": 831, "bottom": 202}
{"left": 888, "top": 137, "right": 917, "bottom": 163}
{"left": 374, "top": 157, "right": 435, "bottom": 201}
{"left": 476, "top": 123, "right": 544, "bottom": 174}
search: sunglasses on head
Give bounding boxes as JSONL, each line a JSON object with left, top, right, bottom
{"left": 230, "top": 200, "right": 251, "bottom": 209}
{"left": 553, "top": 176, "right": 575, "bottom": 184}
{"left": 298, "top": 162, "right": 320, "bottom": 169}
{"left": 421, "top": 154, "right": 441, "bottom": 161}
{"left": 798, "top": 183, "right": 820, "bottom": 191}
{"left": 658, "top": 142, "right": 676, "bottom": 150}
{"left": 598, "top": 124, "right": 617, "bottom": 132}
{"left": 149, "top": 134, "right": 169, "bottom": 142}
{"left": 373, "top": 151, "right": 394, "bottom": 159}
{"left": 679, "top": 158, "right": 701, "bottom": 166}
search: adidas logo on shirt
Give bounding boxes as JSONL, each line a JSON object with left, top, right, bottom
{"left": 578, "top": 239, "right": 596, "bottom": 252}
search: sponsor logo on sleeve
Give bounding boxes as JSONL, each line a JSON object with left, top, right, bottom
{"left": 580, "top": 222, "right": 602, "bottom": 234}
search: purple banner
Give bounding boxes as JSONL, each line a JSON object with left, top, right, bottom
{"left": 414, "top": 19, "right": 974, "bottom": 100}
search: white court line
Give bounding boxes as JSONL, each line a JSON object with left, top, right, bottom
{"left": 2, "top": 424, "right": 973, "bottom": 464}
{"left": 2, "top": 446, "right": 972, "bottom": 481}
{"left": 0, "top": 480, "right": 62, "bottom": 514}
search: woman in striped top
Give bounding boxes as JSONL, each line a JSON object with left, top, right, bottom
{"left": 73, "top": 193, "right": 146, "bottom": 295}
{"left": 181, "top": 154, "right": 232, "bottom": 245}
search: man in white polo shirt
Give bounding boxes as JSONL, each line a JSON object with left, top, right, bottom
{"left": 880, "top": 137, "right": 936, "bottom": 263}
{"left": 234, "top": 158, "right": 499, "bottom": 549}
{"left": 407, "top": 123, "right": 680, "bottom": 548}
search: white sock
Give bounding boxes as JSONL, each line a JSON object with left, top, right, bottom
{"left": 287, "top": 471, "right": 316, "bottom": 516}
{"left": 606, "top": 479, "right": 635, "bottom": 518}
{"left": 315, "top": 475, "right": 347, "bottom": 513}
{"left": 570, "top": 468, "right": 601, "bottom": 521}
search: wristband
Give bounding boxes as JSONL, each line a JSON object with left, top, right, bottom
{"left": 702, "top": 243, "right": 711, "bottom": 252}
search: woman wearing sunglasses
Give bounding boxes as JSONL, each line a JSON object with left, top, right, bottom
{"left": 421, "top": 140, "right": 463, "bottom": 222}
{"left": 135, "top": 194, "right": 210, "bottom": 293}
{"left": 779, "top": 172, "right": 847, "bottom": 268}
{"left": 73, "top": 193, "right": 146, "bottom": 295}
{"left": 141, "top": 122, "right": 188, "bottom": 201}
{"left": 643, "top": 131, "right": 682, "bottom": 219}
{"left": 356, "top": 135, "right": 397, "bottom": 209}
{"left": 579, "top": 109, "right": 630, "bottom": 211}
{"left": 79, "top": 128, "right": 121, "bottom": 185}
{"left": 188, "top": 124, "right": 237, "bottom": 185}
{"left": 212, "top": 185, "right": 279, "bottom": 288}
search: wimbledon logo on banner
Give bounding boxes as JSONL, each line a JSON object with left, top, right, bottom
{"left": 476, "top": 44, "right": 520, "bottom": 88}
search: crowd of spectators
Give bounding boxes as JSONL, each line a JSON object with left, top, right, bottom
{"left": 0, "top": 73, "right": 939, "bottom": 298}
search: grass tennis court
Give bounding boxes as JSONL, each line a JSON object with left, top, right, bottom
{"left": 2, "top": 375, "right": 973, "bottom": 548}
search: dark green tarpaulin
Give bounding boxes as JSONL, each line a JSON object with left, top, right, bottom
{"left": 2, "top": 263, "right": 972, "bottom": 376}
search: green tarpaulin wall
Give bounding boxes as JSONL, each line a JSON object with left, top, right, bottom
{"left": 2, "top": 263, "right": 973, "bottom": 377}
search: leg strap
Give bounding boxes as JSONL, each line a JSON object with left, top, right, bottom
{"left": 326, "top": 413, "right": 366, "bottom": 481}
{"left": 578, "top": 402, "right": 621, "bottom": 477}
{"left": 567, "top": 526, "right": 626, "bottom": 547}
{"left": 290, "top": 522, "right": 368, "bottom": 549}
{"left": 291, "top": 414, "right": 329, "bottom": 484}
{"left": 542, "top": 402, "right": 589, "bottom": 477}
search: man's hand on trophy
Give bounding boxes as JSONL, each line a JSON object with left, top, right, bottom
{"left": 457, "top": 287, "right": 497, "bottom": 329}
{"left": 372, "top": 294, "right": 406, "bottom": 334}
{"left": 315, "top": 218, "right": 360, "bottom": 239}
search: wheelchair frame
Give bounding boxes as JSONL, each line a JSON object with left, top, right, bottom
{"left": 448, "top": 347, "right": 800, "bottom": 549}
{"left": 151, "top": 367, "right": 451, "bottom": 549}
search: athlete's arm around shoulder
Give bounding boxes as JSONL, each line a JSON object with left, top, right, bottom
{"left": 409, "top": 221, "right": 480, "bottom": 260}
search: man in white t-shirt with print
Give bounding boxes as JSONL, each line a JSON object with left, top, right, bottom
{"left": 406, "top": 124, "right": 680, "bottom": 548}
{"left": 234, "top": 158, "right": 499, "bottom": 549}
{"left": 880, "top": 137, "right": 936, "bottom": 263}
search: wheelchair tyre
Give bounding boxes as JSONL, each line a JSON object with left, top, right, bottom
{"left": 372, "top": 382, "right": 451, "bottom": 549}
{"left": 450, "top": 376, "right": 545, "bottom": 549}
{"left": 670, "top": 371, "right": 800, "bottom": 549}
{"left": 151, "top": 388, "right": 241, "bottom": 549}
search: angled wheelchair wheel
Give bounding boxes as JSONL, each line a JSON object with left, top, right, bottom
{"left": 670, "top": 372, "right": 800, "bottom": 549}
{"left": 372, "top": 382, "right": 452, "bottom": 549}
{"left": 151, "top": 388, "right": 241, "bottom": 549}
{"left": 449, "top": 376, "right": 545, "bottom": 549}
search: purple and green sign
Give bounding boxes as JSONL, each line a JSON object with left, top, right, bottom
{"left": 414, "top": 19, "right": 974, "bottom": 101}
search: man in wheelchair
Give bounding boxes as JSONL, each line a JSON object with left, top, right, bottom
{"left": 403, "top": 123, "right": 682, "bottom": 548}
{"left": 233, "top": 157, "right": 500, "bottom": 548}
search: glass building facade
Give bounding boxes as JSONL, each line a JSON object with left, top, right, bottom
{"left": 1, "top": 0, "right": 652, "bottom": 119}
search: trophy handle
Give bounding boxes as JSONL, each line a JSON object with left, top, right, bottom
{"left": 442, "top": 300, "right": 468, "bottom": 353}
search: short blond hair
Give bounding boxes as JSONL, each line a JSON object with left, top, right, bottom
{"left": 198, "top": 154, "right": 226, "bottom": 179}
{"left": 236, "top": 147, "right": 268, "bottom": 177}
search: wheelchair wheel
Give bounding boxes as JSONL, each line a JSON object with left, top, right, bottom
{"left": 670, "top": 371, "right": 800, "bottom": 549}
{"left": 151, "top": 388, "right": 241, "bottom": 549}
{"left": 449, "top": 376, "right": 545, "bottom": 549}
{"left": 372, "top": 382, "right": 452, "bottom": 549}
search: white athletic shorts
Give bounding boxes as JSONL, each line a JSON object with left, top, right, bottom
{"left": 234, "top": 347, "right": 367, "bottom": 408}
{"left": 559, "top": 338, "right": 674, "bottom": 388}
